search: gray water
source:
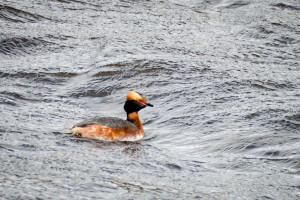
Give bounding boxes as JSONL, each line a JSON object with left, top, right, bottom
{"left": 1, "top": 0, "right": 299, "bottom": 199}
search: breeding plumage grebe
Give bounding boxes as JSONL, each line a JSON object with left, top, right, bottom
{"left": 69, "top": 91, "right": 153, "bottom": 141}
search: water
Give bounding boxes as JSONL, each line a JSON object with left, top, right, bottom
{"left": 1, "top": 0, "right": 299, "bottom": 199}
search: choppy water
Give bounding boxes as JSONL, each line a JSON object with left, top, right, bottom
{"left": 1, "top": 0, "right": 299, "bottom": 199}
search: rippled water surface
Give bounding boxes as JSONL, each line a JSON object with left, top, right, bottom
{"left": 1, "top": 0, "right": 300, "bottom": 199}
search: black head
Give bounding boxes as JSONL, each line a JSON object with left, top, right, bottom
{"left": 123, "top": 91, "right": 153, "bottom": 113}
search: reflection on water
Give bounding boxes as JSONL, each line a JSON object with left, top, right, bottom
{"left": 0, "top": 0, "right": 299, "bottom": 199}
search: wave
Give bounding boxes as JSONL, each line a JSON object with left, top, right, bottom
{"left": 0, "top": 4, "right": 45, "bottom": 23}
{"left": 272, "top": 3, "right": 300, "bottom": 11}
{"left": 0, "top": 37, "right": 51, "bottom": 55}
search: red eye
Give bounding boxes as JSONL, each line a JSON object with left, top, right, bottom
{"left": 138, "top": 99, "right": 142, "bottom": 102}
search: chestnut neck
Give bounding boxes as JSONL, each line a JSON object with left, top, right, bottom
{"left": 127, "top": 112, "right": 144, "bottom": 134}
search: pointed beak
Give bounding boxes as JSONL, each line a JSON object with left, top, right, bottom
{"left": 146, "top": 103, "right": 154, "bottom": 107}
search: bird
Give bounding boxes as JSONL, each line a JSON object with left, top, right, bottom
{"left": 69, "top": 91, "right": 153, "bottom": 141}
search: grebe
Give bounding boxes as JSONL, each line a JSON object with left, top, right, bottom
{"left": 69, "top": 91, "right": 153, "bottom": 141}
